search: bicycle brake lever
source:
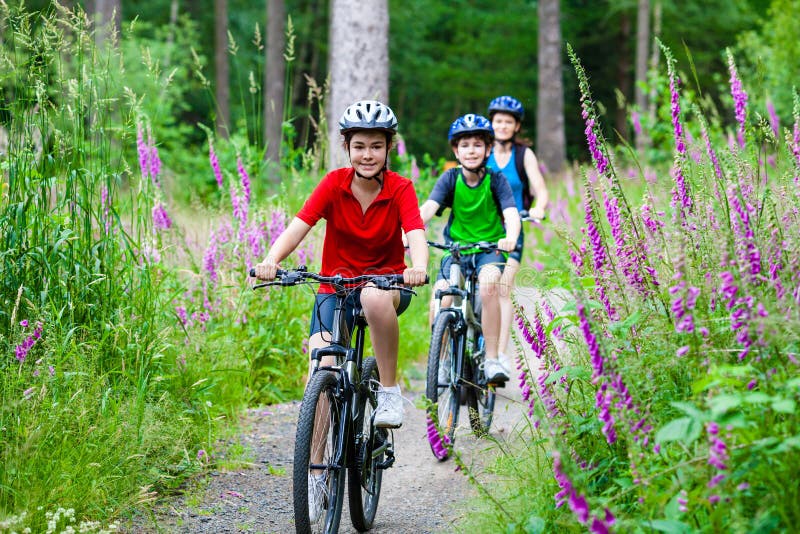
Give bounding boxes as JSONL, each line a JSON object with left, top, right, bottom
{"left": 387, "top": 285, "right": 418, "bottom": 296}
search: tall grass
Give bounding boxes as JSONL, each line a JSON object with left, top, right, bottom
{"left": 452, "top": 43, "right": 800, "bottom": 533}
{"left": 1, "top": 2, "right": 436, "bottom": 529}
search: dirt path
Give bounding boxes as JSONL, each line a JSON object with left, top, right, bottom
{"left": 126, "top": 288, "right": 559, "bottom": 534}
{"left": 126, "top": 360, "right": 528, "bottom": 534}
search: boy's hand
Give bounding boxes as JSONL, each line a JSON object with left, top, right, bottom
{"left": 403, "top": 266, "right": 428, "bottom": 286}
{"left": 497, "top": 238, "right": 516, "bottom": 252}
{"left": 254, "top": 257, "right": 279, "bottom": 280}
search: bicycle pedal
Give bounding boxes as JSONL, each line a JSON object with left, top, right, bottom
{"left": 376, "top": 448, "right": 395, "bottom": 470}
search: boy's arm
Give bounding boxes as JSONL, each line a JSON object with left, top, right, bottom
{"left": 419, "top": 199, "right": 441, "bottom": 226}
{"left": 524, "top": 148, "right": 549, "bottom": 220}
{"left": 498, "top": 207, "right": 521, "bottom": 252}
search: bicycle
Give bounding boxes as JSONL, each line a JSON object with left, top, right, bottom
{"left": 424, "top": 241, "right": 511, "bottom": 460}
{"left": 251, "top": 266, "right": 423, "bottom": 533}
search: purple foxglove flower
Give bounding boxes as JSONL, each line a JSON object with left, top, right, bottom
{"left": 766, "top": 99, "right": 779, "bottom": 137}
{"left": 209, "top": 141, "right": 224, "bottom": 188}
{"left": 727, "top": 51, "right": 748, "bottom": 150}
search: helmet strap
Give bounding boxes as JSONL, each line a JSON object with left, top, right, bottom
{"left": 458, "top": 158, "right": 488, "bottom": 176}
{"left": 496, "top": 138, "right": 514, "bottom": 148}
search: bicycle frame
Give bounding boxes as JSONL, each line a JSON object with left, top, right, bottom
{"left": 252, "top": 268, "right": 412, "bottom": 468}
{"left": 431, "top": 243, "right": 486, "bottom": 370}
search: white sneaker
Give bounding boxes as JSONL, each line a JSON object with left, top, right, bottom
{"left": 483, "top": 358, "right": 510, "bottom": 383}
{"left": 308, "top": 473, "right": 327, "bottom": 523}
{"left": 499, "top": 352, "right": 513, "bottom": 371}
{"left": 374, "top": 385, "right": 404, "bottom": 428}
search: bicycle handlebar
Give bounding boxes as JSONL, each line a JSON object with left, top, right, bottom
{"left": 427, "top": 240, "right": 521, "bottom": 254}
{"left": 249, "top": 267, "right": 428, "bottom": 291}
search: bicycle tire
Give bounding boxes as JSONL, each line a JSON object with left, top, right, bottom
{"left": 293, "top": 370, "right": 346, "bottom": 534}
{"left": 348, "top": 356, "right": 384, "bottom": 531}
{"left": 466, "top": 341, "right": 496, "bottom": 436}
{"left": 425, "top": 311, "right": 461, "bottom": 460}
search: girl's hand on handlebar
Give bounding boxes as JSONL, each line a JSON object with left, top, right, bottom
{"left": 519, "top": 208, "right": 546, "bottom": 223}
{"left": 253, "top": 257, "right": 279, "bottom": 281}
{"left": 497, "top": 237, "right": 516, "bottom": 252}
{"left": 528, "top": 206, "right": 546, "bottom": 221}
{"left": 403, "top": 266, "right": 428, "bottom": 287}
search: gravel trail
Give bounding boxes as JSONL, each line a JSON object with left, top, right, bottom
{"left": 126, "top": 362, "right": 528, "bottom": 534}
{"left": 125, "top": 289, "right": 556, "bottom": 534}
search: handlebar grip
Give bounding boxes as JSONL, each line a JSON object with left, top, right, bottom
{"left": 249, "top": 267, "right": 288, "bottom": 278}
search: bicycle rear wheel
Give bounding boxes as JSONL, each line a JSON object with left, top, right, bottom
{"left": 293, "top": 370, "right": 346, "bottom": 534}
{"left": 425, "top": 311, "right": 461, "bottom": 460}
{"left": 348, "top": 356, "right": 385, "bottom": 531}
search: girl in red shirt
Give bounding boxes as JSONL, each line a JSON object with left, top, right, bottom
{"left": 254, "top": 100, "right": 428, "bottom": 431}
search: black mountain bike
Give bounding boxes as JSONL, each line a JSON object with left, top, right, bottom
{"left": 425, "top": 241, "right": 508, "bottom": 460}
{"left": 251, "top": 267, "right": 422, "bottom": 533}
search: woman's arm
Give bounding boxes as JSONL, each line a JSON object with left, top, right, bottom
{"left": 524, "top": 148, "right": 549, "bottom": 219}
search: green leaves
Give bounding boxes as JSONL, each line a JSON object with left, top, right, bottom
{"left": 644, "top": 519, "right": 692, "bottom": 534}
{"left": 656, "top": 416, "right": 704, "bottom": 445}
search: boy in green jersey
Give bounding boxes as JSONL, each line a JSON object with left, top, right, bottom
{"left": 419, "top": 114, "right": 521, "bottom": 382}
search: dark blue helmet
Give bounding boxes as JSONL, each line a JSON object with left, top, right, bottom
{"left": 448, "top": 113, "right": 494, "bottom": 144}
{"left": 488, "top": 95, "right": 524, "bottom": 121}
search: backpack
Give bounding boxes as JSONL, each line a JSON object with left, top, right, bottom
{"left": 513, "top": 143, "right": 534, "bottom": 210}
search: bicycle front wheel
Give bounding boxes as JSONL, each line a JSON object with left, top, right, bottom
{"left": 425, "top": 311, "right": 461, "bottom": 460}
{"left": 293, "top": 370, "right": 346, "bottom": 534}
{"left": 348, "top": 356, "right": 385, "bottom": 531}
{"left": 466, "top": 348, "right": 496, "bottom": 436}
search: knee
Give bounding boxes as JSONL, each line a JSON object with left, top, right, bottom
{"left": 361, "top": 288, "right": 395, "bottom": 319}
{"left": 480, "top": 280, "right": 500, "bottom": 300}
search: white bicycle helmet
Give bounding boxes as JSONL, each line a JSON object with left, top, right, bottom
{"left": 338, "top": 100, "right": 398, "bottom": 134}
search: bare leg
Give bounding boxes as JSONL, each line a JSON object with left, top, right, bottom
{"left": 361, "top": 286, "right": 401, "bottom": 387}
{"left": 478, "top": 265, "right": 503, "bottom": 361}
{"left": 498, "top": 258, "right": 520, "bottom": 357}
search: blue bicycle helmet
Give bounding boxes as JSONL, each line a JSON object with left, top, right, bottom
{"left": 447, "top": 113, "right": 494, "bottom": 144}
{"left": 488, "top": 95, "right": 524, "bottom": 121}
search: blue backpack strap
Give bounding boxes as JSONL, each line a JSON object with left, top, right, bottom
{"left": 514, "top": 142, "right": 533, "bottom": 209}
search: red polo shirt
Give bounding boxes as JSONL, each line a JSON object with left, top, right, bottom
{"left": 296, "top": 168, "right": 424, "bottom": 293}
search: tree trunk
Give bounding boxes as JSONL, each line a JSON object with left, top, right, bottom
{"left": 615, "top": 11, "right": 632, "bottom": 142}
{"left": 646, "top": 1, "right": 662, "bottom": 128}
{"left": 264, "top": 0, "right": 286, "bottom": 164}
{"left": 536, "top": 0, "right": 566, "bottom": 174}
{"left": 327, "top": 0, "right": 389, "bottom": 169}
{"left": 215, "top": 0, "right": 230, "bottom": 138}
{"left": 92, "top": 0, "right": 121, "bottom": 49}
{"left": 164, "top": 0, "right": 180, "bottom": 67}
{"left": 158, "top": 0, "right": 180, "bottom": 104}
{"left": 634, "top": 0, "right": 650, "bottom": 151}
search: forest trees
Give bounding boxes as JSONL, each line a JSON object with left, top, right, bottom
{"left": 214, "top": 0, "right": 230, "bottom": 137}
{"left": 536, "top": 0, "right": 566, "bottom": 174}
{"left": 327, "top": 0, "right": 389, "bottom": 168}
{"left": 264, "top": 0, "right": 286, "bottom": 165}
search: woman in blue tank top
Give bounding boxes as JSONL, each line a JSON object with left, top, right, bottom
{"left": 486, "top": 96, "right": 549, "bottom": 367}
